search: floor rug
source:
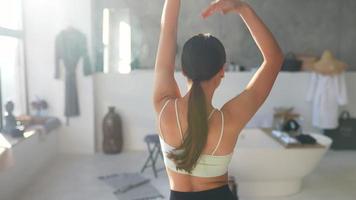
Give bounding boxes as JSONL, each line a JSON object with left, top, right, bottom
{"left": 98, "top": 172, "right": 164, "bottom": 200}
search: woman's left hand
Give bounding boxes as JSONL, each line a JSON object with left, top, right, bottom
{"left": 202, "top": 0, "right": 246, "bottom": 18}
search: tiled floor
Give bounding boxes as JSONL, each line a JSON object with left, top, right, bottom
{"left": 17, "top": 151, "right": 356, "bottom": 200}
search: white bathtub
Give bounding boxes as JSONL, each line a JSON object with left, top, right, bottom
{"left": 229, "top": 129, "right": 332, "bottom": 197}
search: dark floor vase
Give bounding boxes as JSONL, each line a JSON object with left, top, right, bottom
{"left": 103, "top": 107, "right": 123, "bottom": 154}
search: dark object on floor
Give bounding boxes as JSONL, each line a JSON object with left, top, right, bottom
{"left": 98, "top": 172, "right": 164, "bottom": 200}
{"left": 324, "top": 111, "right": 356, "bottom": 150}
{"left": 55, "top": 26, "right": 92, "bottom": 125}
{"left": 114, "top": 182, "right": 164, "bottom": 200}
{"left": 98, "top": 173, "right": 150, "bottom": 193}
{"left": 141, "top": 134, "right": 164, "bottom": 178}
{"left": 170, "top": 184, "right": 237, "bottom": 200}
{"left": 295, "top": 134, "right": 317, "bottom": 145}
{"left": 228, "top": 176, "right": 239, "bottom": 200}
{"left": 281, "top": 52, "right": 302, "bottom": 72}
{"left": 103, "top": 106, "right": 123, "bottom": 154}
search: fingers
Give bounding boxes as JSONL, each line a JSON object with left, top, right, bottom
{"left": 222, "top": 7, "right": 235, "bottom": 15}
{"left": 201, "top": 1, "right": 222, "bottom": 18}
{"left": 201, "top": 6, "right": 214, "bottom": 18}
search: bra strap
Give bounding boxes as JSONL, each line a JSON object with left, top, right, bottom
{"left": 175, "top": 99, "right": 184, "bottom": 142}
{"left": 211, "top": 110, "right": 224, "bottom": 155}
{"left": 174, "top": 100, "right": 217, "bottom": 144}
{"left": 158, "top": 99, "right": 171, "bottom": 141}
{"left": 208, "top": 109, "right": 216, "bottom": 120}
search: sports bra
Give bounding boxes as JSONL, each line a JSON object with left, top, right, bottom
{"left": 158, "top": 99, "right": 233, "bottom": 178}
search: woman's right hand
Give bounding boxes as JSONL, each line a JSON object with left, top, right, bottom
{"left": 202, "top": 0, "right": 246, "bottom": 18}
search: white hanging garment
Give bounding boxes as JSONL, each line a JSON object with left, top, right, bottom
{"left": 306, "top": 72, "right": 348, "bottom": 129}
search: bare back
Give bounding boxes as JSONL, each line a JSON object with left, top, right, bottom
{"left": 158, "top": 97, "right": 239, "bottom": 192}
{"left": 153, "top": 0, "right": 283, "bottom": 193}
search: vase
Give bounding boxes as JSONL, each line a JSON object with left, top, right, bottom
{"left": 102, "top": 106, "right": 123, "bottom": 154}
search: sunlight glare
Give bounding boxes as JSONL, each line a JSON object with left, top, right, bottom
{"left": 118, "top": 21, "right": 131, "bottom": 74}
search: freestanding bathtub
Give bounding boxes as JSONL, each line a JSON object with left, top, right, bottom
{"left": 229, "top": 129, "right": 332, "bottom": 197}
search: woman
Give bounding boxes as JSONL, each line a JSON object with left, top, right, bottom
{"left": 153, "top": 0, "right": 283, "bottom": 199}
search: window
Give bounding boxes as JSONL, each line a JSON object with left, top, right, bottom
{"left": 0, "top": 0, "right": 23, "bottom": 30}
{"left": 0, "top": 0, "right": 26, "bottom": 131}
{"left": 102, "top": 8, "right": 132, "bottom": 74}
{"left": 118, "top": 20, "right": 131, "bottom": 74}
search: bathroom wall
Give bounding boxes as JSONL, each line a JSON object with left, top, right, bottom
{"left": 93, "top": 0, "right": 356, "bottom": 70}
{"left": 23, "top": 0, "right": 95, "bottom": 154}
{"left": 21, "top": 0, "right": 356, "bottom": 154}
{"left": 92, "top": 0, "right": 356, "bottom": 152}
{"left": 94, "top": 71, "right": 356, "bottom": 151}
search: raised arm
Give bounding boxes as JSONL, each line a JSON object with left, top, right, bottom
{"left": 153, "top": 0, "right": 182, "bottom": 113}
{"left": 203, "top": 0, "right": 284, "bottom": 132}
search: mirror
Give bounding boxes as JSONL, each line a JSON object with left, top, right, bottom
{"left": 102, "top": 8, "right": 132, "bottom": 73}
{"left": 93, "top": 2, "right": 147, "bottom": 74}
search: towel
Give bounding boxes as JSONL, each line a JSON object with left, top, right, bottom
{"left": 306, "top": 72, "right": 348, "bottom": 129}
{"left": 98, "top": 172, "right": 164, "bottom": 200}
{"left": 98, "top": 173, "right": 150, "bottom": 193}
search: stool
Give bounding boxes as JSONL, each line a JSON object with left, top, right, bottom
{"left": 140, "top": 134, "right": 164, "bottom": 178}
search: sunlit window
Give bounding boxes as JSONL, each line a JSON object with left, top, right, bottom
{"left": 0, "top": 0, "right": 25, "bottom": 130}
{"left": 102, "top": 8, "right": 132, "bottom": 74}
{"left": 0, "top": 0, "right": 22, "bottom": 30}
{"left": 118, "top": 21, "right": 131, "bottom": 74}
{"left": 102, "top": 8, "right": 110, "bottom": 73}
{"left": 0, "top": 36, "right": 25, "bottom": 116}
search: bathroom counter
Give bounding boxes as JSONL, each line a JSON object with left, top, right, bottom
{"left": 261, "top": 128, "right": 325, "bottom": 149}
{"left": 2, "top": 116, "right": 61, "bottom": 148}
{"left": 0, "top": 147, "right": 13, "bottom": 171}
{"left": 0, "top": 125, "right": 59, "bottom": 200}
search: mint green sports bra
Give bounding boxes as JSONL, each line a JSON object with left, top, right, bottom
{"left": 158, "top": 99, "right": 233, "bottom": 178}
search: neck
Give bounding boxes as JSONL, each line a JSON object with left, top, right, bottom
{"left": 184, "top": 80, "right": 216, "bottom": 110}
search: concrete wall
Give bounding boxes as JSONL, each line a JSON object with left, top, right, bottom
{"left": 93, "top": 0, "right": 356, "bottom": 70}
{"left": 23, "top": 0, "right": 95, "bottom": 154}
{"left": 93, "top": 71, "right": 356, "bottom": 152}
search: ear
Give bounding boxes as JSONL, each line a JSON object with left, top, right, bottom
{"left": 220, "top": 63, "right": 226, "bottom": 78}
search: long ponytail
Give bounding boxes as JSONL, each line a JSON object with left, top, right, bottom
{"left": 167, "top": 80, "right": 208, "bottom": 173}
{"left": 168, "top": 33, "right": 226, "bottom": 174}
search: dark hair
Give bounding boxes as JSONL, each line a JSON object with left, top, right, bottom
{"left": 167, "top": 33, "right": 226, "bottom": 173}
